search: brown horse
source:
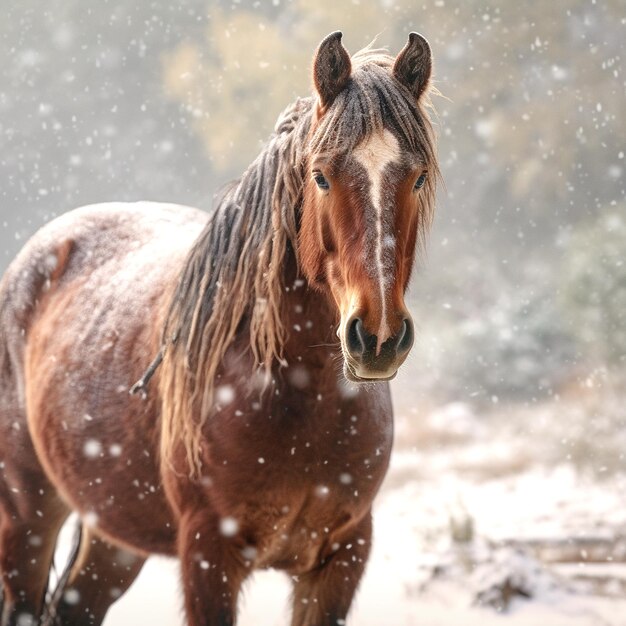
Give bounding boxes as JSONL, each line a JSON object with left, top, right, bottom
{"left": 0, "top": 32, "right": 438, "bottom": 626}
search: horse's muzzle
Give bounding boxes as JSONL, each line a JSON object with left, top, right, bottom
{"left": 342, "top": 315, "right": 413, "bottom": 381}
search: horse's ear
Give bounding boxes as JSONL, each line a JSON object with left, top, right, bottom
{"left": 393, "top": 32, "right": 432, "bottom": 101}
{"left": 313, "top": 31, "right": 352, "bottom": 110}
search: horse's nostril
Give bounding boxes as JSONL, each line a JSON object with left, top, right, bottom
{"left": 346, "top": 317, "right": 366, "bottom": 357}
{"left": 396, "top": 318, "right": 413, "bottom": 354}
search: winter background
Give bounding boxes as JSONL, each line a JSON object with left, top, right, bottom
{"left": 1, "top": 0, "right": 625, "bottom": 624}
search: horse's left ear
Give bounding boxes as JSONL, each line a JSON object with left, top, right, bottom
{"left": 393, "top": 32, "right": 432, "bottom": 100}
{"left": 313, "top": 31, "right": 352, "bottom": 110}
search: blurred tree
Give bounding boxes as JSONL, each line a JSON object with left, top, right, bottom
{"left": 162, "top": 0, "right": 388, "bottom": 177}
{"left": 561, "top": 204, "right": 626, "bottom": 367}
{"left": 411, "top": 254, "right": 577, "bottom": 403}
{"left": 435, "top": 0, "right": 625, "bottom": 237}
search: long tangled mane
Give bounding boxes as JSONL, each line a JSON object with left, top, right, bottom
{"left": 159, "top": 47, "right": 440, "bottom": 475}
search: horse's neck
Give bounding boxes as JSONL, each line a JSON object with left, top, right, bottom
{"left": 279, "top": 251, "right": 338, "bottom": 376}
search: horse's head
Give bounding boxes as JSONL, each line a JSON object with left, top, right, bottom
{"left": 299, "top": 32, "right": 438, "bottom": 383}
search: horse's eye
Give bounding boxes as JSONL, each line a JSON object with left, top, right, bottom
{"left": 413, "top": 173, "right": 427, "bottom": 190}
{"left": 314, "top": 172, "right": 330, "bottom": 191}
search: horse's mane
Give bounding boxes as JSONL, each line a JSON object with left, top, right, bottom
{"left": 159, "top": 47, "right": 440, "bottom": 475}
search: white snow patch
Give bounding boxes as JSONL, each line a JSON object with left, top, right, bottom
{"left": 83, "top": 439, "right": 102, "bottom": 458}
{"left": 219, "top": 517, "right": 239, "bottom": 537}
{"left": 216, "top": 385, "right": 235, "bottom": 405}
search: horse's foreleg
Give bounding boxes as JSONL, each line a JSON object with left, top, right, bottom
{"left": 178, "top": 510, "right": 248, "bottom": 626}
{"left": 290, "top": 512, "right": 373, "bottom": 626}
{"left": 44, "top": 528, "right": 145, "bottom": 626}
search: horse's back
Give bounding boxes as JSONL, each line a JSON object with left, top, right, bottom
{"left": 0, "top": 202, "right": 206, "bottom": 552}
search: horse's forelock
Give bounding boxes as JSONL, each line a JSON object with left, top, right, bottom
{"left": 310, "top": 49, "right": 437, "bottom": 164}
{"left": 308, "top": 48, "right": 439, "bottom": 244}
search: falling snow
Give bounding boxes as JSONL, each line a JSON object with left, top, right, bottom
{"left": 1, "top": 2, "right": 624, "bottom": 625}
{"left": 219, "top": 517, "right": 239, "bottom": 537}
{"left": 83, "top": 439, "right": 103, "bottom": 459}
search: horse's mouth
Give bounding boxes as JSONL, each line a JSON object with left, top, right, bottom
{"left": 343, "top": 361, "right": 397, "bottom": 383}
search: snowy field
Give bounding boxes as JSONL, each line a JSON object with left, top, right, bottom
{"left": 99, "top": 473, "right": 626, "bottom": 626}
{"left": 51, "top": 401, "right": 626, "bottom": 626}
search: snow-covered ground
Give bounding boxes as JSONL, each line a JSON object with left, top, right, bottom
{"left": 52, "top": 401, "right": 625, "bottom": 626}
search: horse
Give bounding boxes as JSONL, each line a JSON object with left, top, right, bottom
{"left": 0, "top": 31, "right": 438, "bottom": 626}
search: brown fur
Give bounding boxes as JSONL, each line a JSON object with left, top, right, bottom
{"left": 0, "top": 33, "right": 438, "bottom": 626}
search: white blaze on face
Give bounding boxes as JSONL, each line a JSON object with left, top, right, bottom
{"left": 353, "top": 129, "right": 401, "bottom": 348}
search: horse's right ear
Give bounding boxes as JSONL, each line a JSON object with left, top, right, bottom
{"left": 313, "top": 31, "right": 351, "bottom": 111}
{"left": 393, "top": 32, "right": 432, "bottom": 101}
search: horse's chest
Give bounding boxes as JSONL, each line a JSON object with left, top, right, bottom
{"left": 226, "top": 471, "right": 377, "bottom": 574}
{"left": 251, "top": 491, "right": 363, "bottom": 573}
{"left": 206, "top": 400, "right": 392, "bottom": 573}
